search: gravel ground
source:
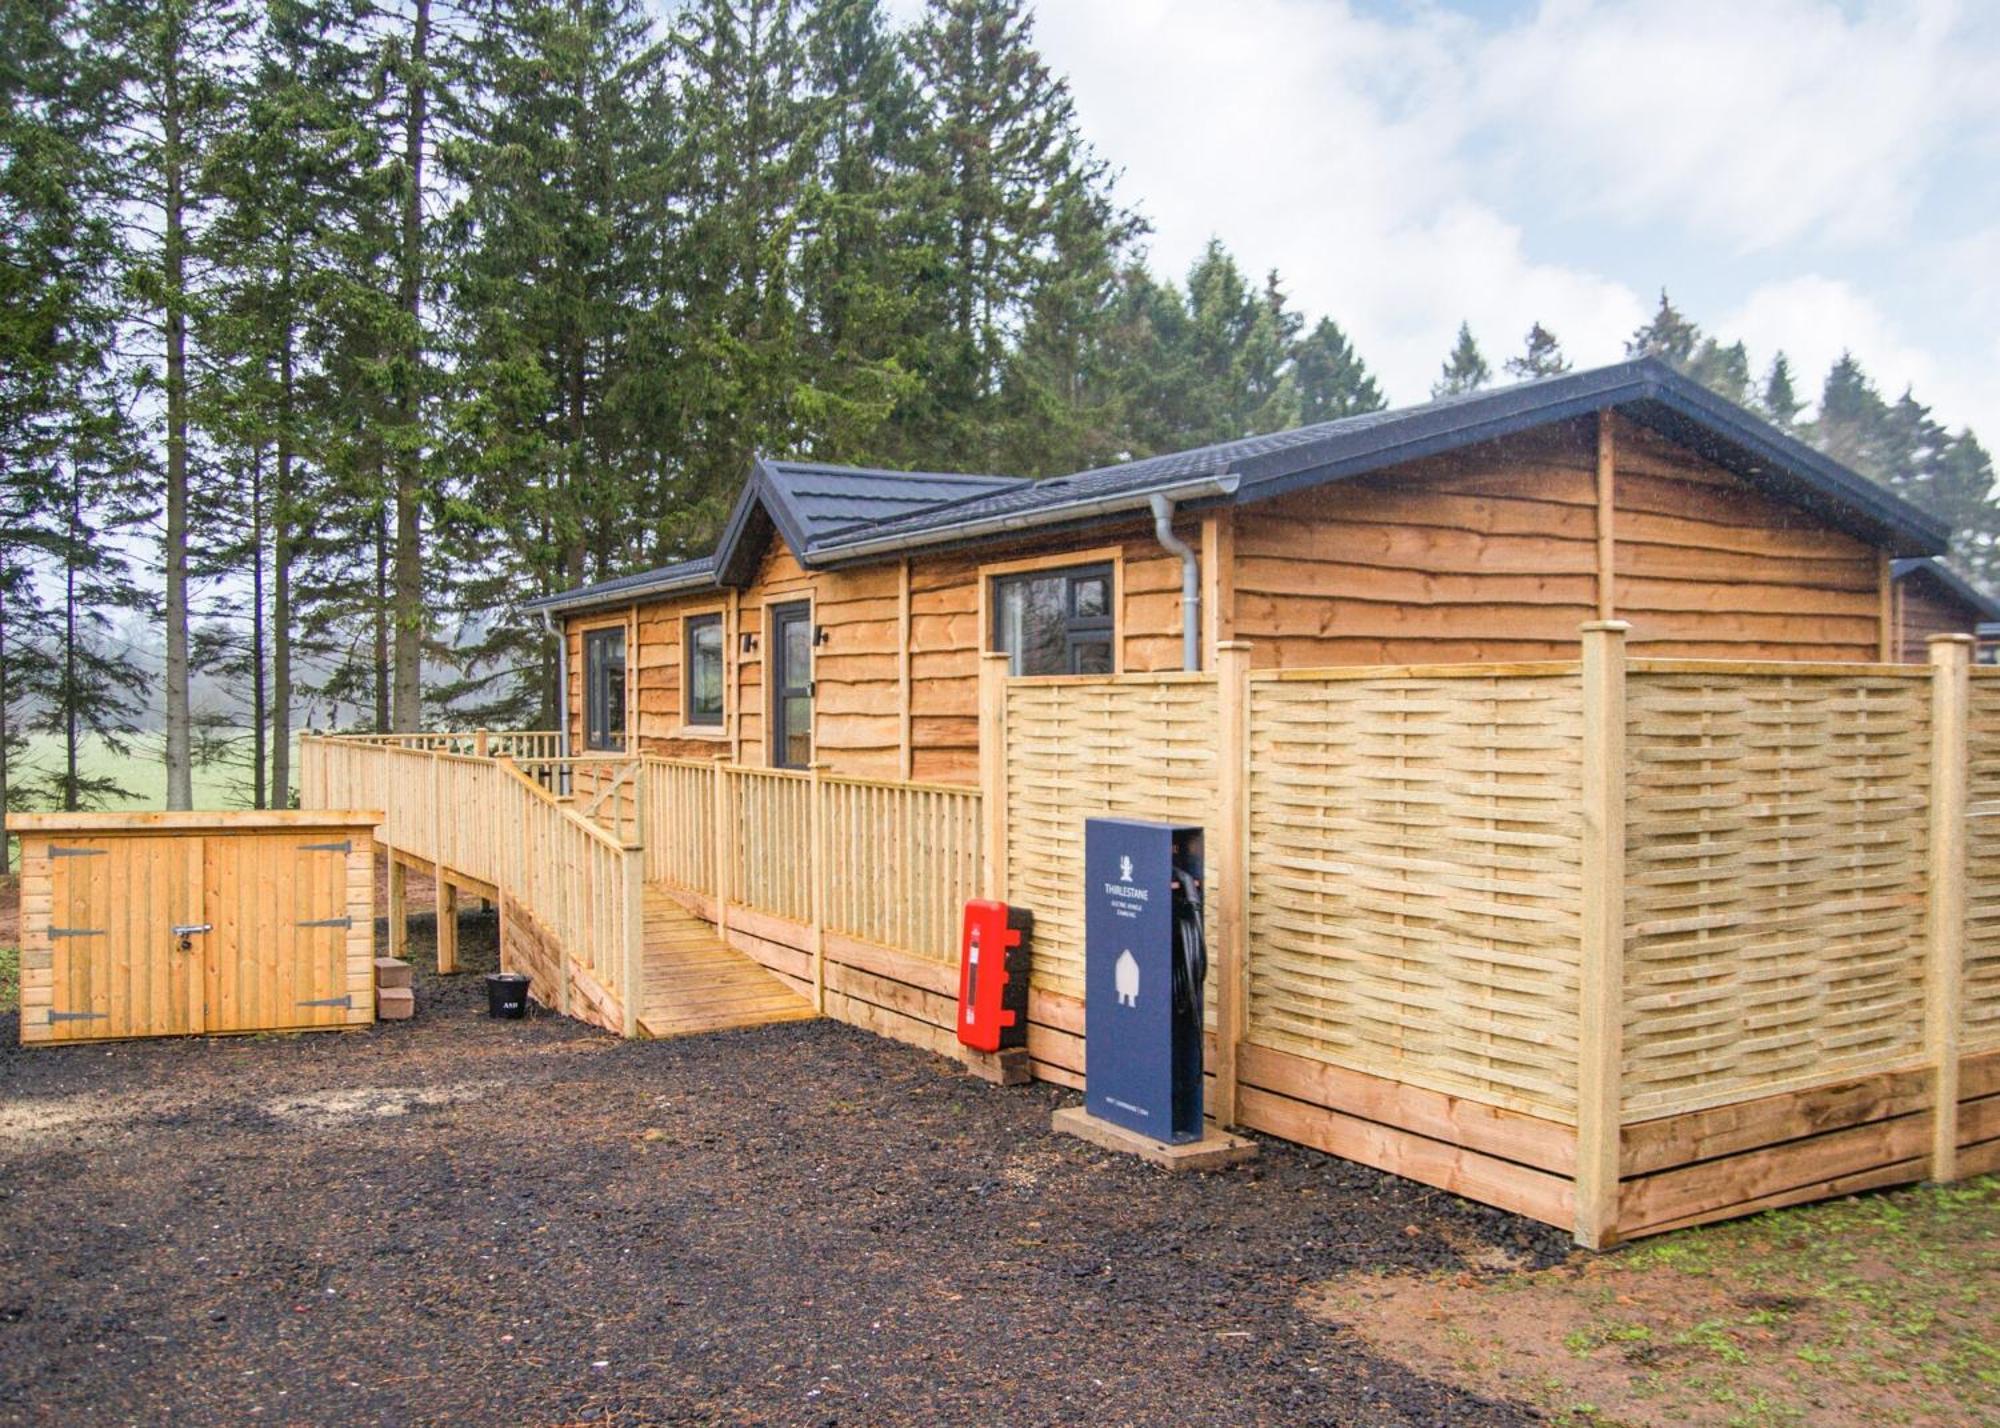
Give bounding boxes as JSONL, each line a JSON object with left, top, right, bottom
{"left": 0, "top": 911, "right": 1569, "bottom": 1426}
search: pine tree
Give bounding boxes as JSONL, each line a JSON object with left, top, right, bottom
{"left": 1292, "top": 318, "right": 1384, "bottom": 423}
{"left": 1688, "top": 338, "right": 1751, "bottom": 406}
{"left": 3, "top": 0, "right": 146, "bottom": 836}
{"left": 1432, "top": 321, "right": 1489, "bottom": 398}
{"left": 27, "top": 430, "right": 150, "bottom": 811}
{"left": 1812, "top": 353, "right": 1893, "bottom": 481}
{"left": 92, "top": 0, "right": 251, "bottom": 806}
{"left": 440, "top": 0, "right": 677, "bottom": 725}
{"left": 199, "top": 0, "right": 380, "bottom": 801}
{"left": 1626, "top": 289, "right": 1700, "bottom": 367}
{"left": 910, "top": 0, "right": 1134, "bottom": 468}
{"left": 1504, "top": 322, "right": 1570, "bottom": 380}
{"left": 1761, "top": 353, "right": 1803, "bottom": 430}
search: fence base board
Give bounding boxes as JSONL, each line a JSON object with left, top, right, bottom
{"left": 1615, "top": 1050, "right": 2000, "bottom": 1240}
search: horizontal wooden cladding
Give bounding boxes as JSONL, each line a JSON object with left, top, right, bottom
{"left": 1614, "top": 1052, "right": 2000, "bottom": 1239}
{"left": 1230, "top": 414, "right": 1884, "bottom": 667}
{"left": 1612, "top": 417, "right": 1878, "bottom": 658}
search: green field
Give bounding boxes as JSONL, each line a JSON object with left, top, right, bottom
{"left": 10, "top": 731, "right": 297, "bottom": 814}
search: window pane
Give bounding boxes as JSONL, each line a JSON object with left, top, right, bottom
{"left": 585, "top": 630, "right": 625, "bottom": 751}
{"left": 783, "top": 613, "right": 811, "bottom": 684}
{"left": 993, "top": 564, "right": 1115, "bottom": 677}
{"left": 688, "top": 617, "right": 723, "bottom": 723}
{"left": 999, "top": 573, "right": 1069, "bottom": 676}
{"left": 783, "top": 696, "right": 811, "bottom": 766}
{"left": 1072, "top": 639, "right": 1113, "bottom": 675}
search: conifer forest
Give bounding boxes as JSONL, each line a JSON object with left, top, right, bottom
{"left": 4, "top": 0, "right": 1993, "bottom": 818}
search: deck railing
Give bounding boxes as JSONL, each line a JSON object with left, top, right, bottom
{"left": 300, "top": 734, "right": 984, "bottom": 1029}
{"left": 300, "top": 734, "right": 642, "bottom": 1036}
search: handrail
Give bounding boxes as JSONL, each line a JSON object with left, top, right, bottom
{"left": 495, "top": 757, "right": 633, "bottom": 853}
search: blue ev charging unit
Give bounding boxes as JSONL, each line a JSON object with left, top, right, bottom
{"left": 1084, "top": 817, "right": 1206, "bottom": 1144}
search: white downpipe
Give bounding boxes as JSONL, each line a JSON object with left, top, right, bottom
{"left": 1149, "top": 492, "right": 1202, "bottom": 672}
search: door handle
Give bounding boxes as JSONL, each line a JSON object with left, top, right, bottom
{"left": 171, "top": 923, "right": 213, "bottom": 937}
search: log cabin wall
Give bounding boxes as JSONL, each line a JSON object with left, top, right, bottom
{"left": 565, "top": 522, "right": 1194, "bottom": 786}
{"left": 1893, "top": 575, "right": 1984, "bottom": 663}
{"left": 568, "top": 411, "right": 1902, "bottom": 781}
{"left": 1231, "top": 413, "right": 1886, "bottom": 666}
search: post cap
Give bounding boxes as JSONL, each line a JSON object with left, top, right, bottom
{"left": 1927, "top": 633, "right": 1977, "bottom": 645}
{"left": 1579, "top": 620, "right": 1633, "bottom": 634}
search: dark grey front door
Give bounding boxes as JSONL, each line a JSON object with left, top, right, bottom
{"left": 770, "top": 600, "right": 812, "bottom": 769}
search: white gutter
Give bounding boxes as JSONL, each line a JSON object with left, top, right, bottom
{"left": 815, "top": 473, "right": 1240, "bottom": 564}
{"left": 1149, "top": 492, "right": 1202, "bottom": 671}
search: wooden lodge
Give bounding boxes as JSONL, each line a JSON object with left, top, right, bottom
{"left": 531, "top": 358, "right": 1970, "bottom": 783}
{"left": 304, "top": 359, "right": 2000, "bottom": 1248}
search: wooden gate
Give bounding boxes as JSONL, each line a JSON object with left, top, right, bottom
{"left": 12, "top": 812, "right": 381, "bottom": 1044}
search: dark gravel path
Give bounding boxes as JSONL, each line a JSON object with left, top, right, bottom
{"left": 0, "top": 912, "right": 1566, "bottom": 1426}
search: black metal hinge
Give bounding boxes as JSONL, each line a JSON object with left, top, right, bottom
{"left": 48, "top": 846, "right": 107, "bottom": 859}
{"left": 49, "top": 927, "right": 104, "bottom": 939}
{"left": 295, "top": 995, "right": 353, "bottom": 1009}
{"left": 297, "top": 916, "right": 354, "bottom": 930}
{"left": 48, "top": 1010, "right": 107, "bottom": 1023}
{"left": 301, "top": 840, "right": 352, "bottom": 854}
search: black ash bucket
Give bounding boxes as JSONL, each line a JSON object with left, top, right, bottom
{"left": 485, "top": 972, "right": 531, "bottom": 1019}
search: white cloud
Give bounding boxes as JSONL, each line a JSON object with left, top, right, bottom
{"left": 1019, "top": 0, "right": 2000, "bottom": 432}
{"left": 1473, "top": 0, "right": 1988, "bottom": 252}
{"left": 1723, "top": 275, "right": 2000, "bottom": 438}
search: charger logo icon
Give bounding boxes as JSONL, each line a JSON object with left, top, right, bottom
{"left": 1119, "top": 855, "right": 1133, "bottom": 883}
{"left": 1115, "top": 949, "right": 1139, "bottom": 1006}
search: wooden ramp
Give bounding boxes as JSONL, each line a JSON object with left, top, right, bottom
{"left": 637, "top": 887, "right": 817, "bottom": 1038}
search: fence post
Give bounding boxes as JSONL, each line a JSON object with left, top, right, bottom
{"left": 1926, "top": 633, "right": 1972, "bottom": 1181}
{"left": 979, "top": 651, "right": 1010, "bottom": 901}
{"left": 475, "top": 728, "right": 490, "bottom": 758}
{"left": 1209, "top": 641, "right": 1252, "bottom": 1129}
{"left": 622, "top": 840, "right": 644, "bottom": 1039}
{"left": 430, "top": 752, "right": 455, "bottom": 974}
{"left": 1575, "top": 620, "right": 1630, "bottom": 1250}
{"left": 809, "top": 761, "right": 828, "bottom": 1014}
{"left": 713, "top": 760, "right": 732, "bottom": 942}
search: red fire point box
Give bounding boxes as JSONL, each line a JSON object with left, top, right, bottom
{"left": 957, "top": 899, "right": 1032, "bottom": 1053}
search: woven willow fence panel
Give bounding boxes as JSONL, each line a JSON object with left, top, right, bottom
{"left": 1621, "top": 668, "right": 1932, "bottom": 1119}
{"left": 1244, "top": 670, "right": 1587, "bottom": 1123}
{"left": 1003, "top": 676, "right": 1219, "bottom": 1001}
{"left": 1966, "top": 672, "right": 2000, "bottom": 1054}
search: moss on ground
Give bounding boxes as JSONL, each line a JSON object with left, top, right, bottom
{"left": 1319, "top": 1176, "right": 2000, "bottom": 1428}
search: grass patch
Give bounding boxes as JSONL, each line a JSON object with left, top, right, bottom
{"left": 1314, "top": 1177, "right": 2000, "bottom": 1428}
{"left": 0, "top": 940, "right": 17, "bottom": 1015}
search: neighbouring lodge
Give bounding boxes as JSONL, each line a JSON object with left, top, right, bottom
{"left": 527, "top": 358, "right": 1972, "bottom": 783}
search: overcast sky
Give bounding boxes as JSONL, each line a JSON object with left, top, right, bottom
{"left": 908, "top": 0, "right": 2000, "bottom": 438}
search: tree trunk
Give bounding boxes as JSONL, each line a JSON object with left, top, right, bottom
{"left": 63, "top": 481, "right": 79, "bottom": 812}
{"left": 271, "top": 317, "right": 293, "bottom": 806}
{"left": 249, "top": 442, "right": 267, "bottom": 809}
{"left": 161, "top": 29, "right": 193, "bottom": 809}
{"left": 390, "top": 0, "right": 430, "bottom": 733}
{"left": 373, "top": 500, "right": 390, "bottom": 732}
{"left": 0, "top": 583, "right": 10, "bottom": 876}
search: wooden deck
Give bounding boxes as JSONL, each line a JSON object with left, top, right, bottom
{"left": 636, "top": 887, "right": 816, "bottom": 1038}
